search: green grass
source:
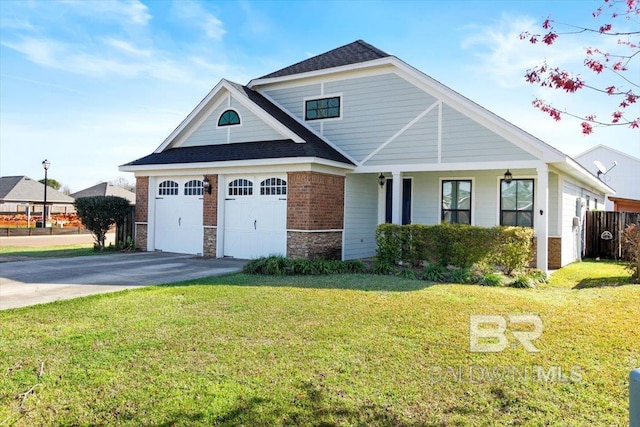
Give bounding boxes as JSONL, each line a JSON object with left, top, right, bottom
{"left": 0, "top": 260, "right": 637, "bottom": 426}
{"left": 0, "top": 244, "right": 99, "bottom": 259}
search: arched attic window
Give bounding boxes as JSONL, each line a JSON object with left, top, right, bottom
{"left": 218, "top": 109, "right": 241, "bottom": 127}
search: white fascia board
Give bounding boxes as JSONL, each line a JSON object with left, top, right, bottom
{"left": 247, "top": 57, "right": 395, "bottom": 89}
{"left": 553, "top": 157, "right": 615, "bottom": 194}
{"left": 119, "top": 157, "right": 354, "bottom": 175}
{"left": 154, "top": 80, "right": 303, "bottom": 153}
{"left": 355, "top": 160, "right": 541, "bottom": 174}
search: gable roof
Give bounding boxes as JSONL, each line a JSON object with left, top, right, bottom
{"left": 259, "top": 40, "right": 390, "bottom": 79}
{"left": 0, "top": 176, "right": 75, "bottom": 204}
{"left": 124, "top": 81, "right": 354, "bottom": 169}
{"left": 70, "top": 182, "right": 136, "bottom": 204}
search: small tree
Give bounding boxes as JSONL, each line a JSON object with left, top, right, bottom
{"left": 74, "top": 196, "right": 131, "bottom": 251}
{"left": 623, "top": 223, "right": 640, "bottom": 283}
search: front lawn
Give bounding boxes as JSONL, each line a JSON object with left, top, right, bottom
{"left": 0, "top": 260, "right": 637, "bottom": 426}
{"left": 0, "top": 244, "right": 96, "bottom": 259}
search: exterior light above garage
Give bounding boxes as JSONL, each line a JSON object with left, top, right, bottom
{"left": 203, "top": 176, "right": 212, "bottom": 194}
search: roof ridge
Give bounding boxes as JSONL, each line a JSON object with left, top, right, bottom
{"left": 258, "top": 39, "right": 390, "bottom": 80}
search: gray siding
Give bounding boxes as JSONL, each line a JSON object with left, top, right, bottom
{"left": 561, "top": 178, "right": 582, "bottom": 266}
{"left": 548, "top": 172, "right": 560, "bottom": 236}
{"left": 343, "top": 174, "right": 379, "bottom": 260}
{"left": 181, "top": 96, "right": 283, "bottom": 147}
{"left": 264, "top": 83, "right": 321, "bottom": 134}
{"left": 441, "top": 105, "right": 535, "bottom": 163}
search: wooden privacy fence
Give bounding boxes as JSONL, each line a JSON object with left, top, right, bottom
{"left": 115, "top": 205, "right": 135, "bottom": 246}
{"left": 584, "top": 211, "right": 640, "bottom": 260}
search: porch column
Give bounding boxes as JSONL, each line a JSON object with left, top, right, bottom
{"left": 392, "top": 171, "right": 402, "bottom": 224}
{"left": 536, "top": 165, "right": 549, "bottom": 273}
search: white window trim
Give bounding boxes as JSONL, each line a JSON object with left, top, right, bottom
{"left": 302, "top": 93, "right": 343, "bottom": 122}
{"left": 438, "top": 177, "right": 475, "bottom": 226}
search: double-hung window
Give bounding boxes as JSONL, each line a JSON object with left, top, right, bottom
{"left": 500, "top": 179, "right": 534, "bottom": 227}
{"left": 441, "top": 180, "right": 472, "bottom": 224}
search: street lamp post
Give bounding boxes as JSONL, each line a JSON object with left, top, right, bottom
{"left": 42, "top": 159, "right": 50, "bottom": 227}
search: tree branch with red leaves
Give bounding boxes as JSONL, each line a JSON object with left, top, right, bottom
{"left": 520, "top": 0, "right": 639, "bottom": 134}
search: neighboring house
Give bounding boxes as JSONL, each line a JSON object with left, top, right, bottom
{"left": 120, "top": 40, "right": 612, "bottom": 272}
{"left": 0, "top": 176, "right": 75, "bottom": 215}
{"left": 575, "top": 144, "right": 640, "bottom": 212}
{"left": 71, "top": 182, "right": 136, "bottom": 205}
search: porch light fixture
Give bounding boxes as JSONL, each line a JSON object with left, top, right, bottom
{"left": 503, "top": 169, "right": 513, "bottom": 184}
{"left": 378, "top": 173, "right": 386, "bottom": 187}
{"left": 203, "top": 176, "right": 212, "bottom": 194}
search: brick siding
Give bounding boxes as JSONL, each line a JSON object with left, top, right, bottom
{"left": 287, "top": 172, "right": 344, "bottom": 230}
{"left": 203, "top": 174, "right": 218, "bottom": 226}
{"left": 135, "top": 223, "right": 147, "bottom": 251}
{"left": 135, "top": 177, "right": 148, "bottom": 223}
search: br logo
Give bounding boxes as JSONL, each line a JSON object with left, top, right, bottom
{"left": 469, "top": 314, "right": 543, "bottom": 353}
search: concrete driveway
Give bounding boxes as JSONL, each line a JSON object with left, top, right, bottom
{"left": 0, "top": 252, "right": 247, "bottom": 310}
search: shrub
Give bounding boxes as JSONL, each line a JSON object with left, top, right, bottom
{"left": 478, "top": 273, "right": 503, "bottom": 287}
{"left": 372, "top": 260, "right": 398, "bottom": 276}
{"left": 448, "top": 267, "right": 472, "bottom": 284}
{"left": 491, "top": 227, "right": 534, "bottom": 276}
{"left": 244, "top": 257, "right": 371, "bottom": 276}
{"left": 526, "top": 269, "right": 548, "bottom": 285}
{"left": 510, "top": 275, "right": 536, "bottom": 289}
{"left": 422, "top": 263, "right": 447, "bottom": 282}
{"left": 623, "top": 223, "right": 640, "bottom": 283}
{"left": 397, "top": 268, "right": 419, "bottom": 280}
{"left": 74, "top": 196, "right": 131, "bottom": 251}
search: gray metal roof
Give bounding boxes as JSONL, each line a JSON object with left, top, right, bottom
{"left": 0, "top": 176, "right": 75, "bottom": 204}
{"left": 70, "top": 182, "right": 136, "bottom": 204}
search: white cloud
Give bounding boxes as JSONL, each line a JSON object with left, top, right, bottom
{"left": 59, "top": 0, "right": 151, "bottom": 26}
{"left": 103, "top": 38, "right": 152, "bottom": 58}
{"left": 172, "top": 1, "right": 226, "bottom": 41}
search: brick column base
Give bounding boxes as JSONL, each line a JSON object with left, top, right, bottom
{"left": 135, "top": 223, "right": 147, "bottom": 251}
{"left": 287, "top": 231, "right": 342, "bottom": 260}
{"left": 531, "top": 236, "right": 562, "bottom": 269}
{"left": 204, "top": 227, "right": 217, "bottom": 257}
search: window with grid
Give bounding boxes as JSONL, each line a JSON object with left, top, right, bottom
{"left": 260, "top": 178, "right": 287, "bottom": 196}
{"left": 228, "top": 179, "right": 253, "bottom": 196}
{"left": 442, "top": 180, "right": 471, "bottom": 224}
{"left": 184, "top": 180, "right": 203, "bottom": 196}
{"left": 218, "top": 109, "right": 240, "bottom": 126}
{"left": 305, "top": 96, "right": 340, "bottom": 120}
{"left": 500, "top": 179, "right": 534, "bottom": 227}
{"left": 158, "top": 180, "right": 179, "bottom": 196}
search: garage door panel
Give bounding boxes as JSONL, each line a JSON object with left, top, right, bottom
{"left": 223, "top": 176, "right": 287, "bottom": 259}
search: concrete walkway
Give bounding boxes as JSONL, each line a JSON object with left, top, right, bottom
{"left": 0, "top": 252, "right": 247, "bottom": 310}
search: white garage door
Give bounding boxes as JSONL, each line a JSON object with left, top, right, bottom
{"left": 154, "top": 178, "right": 204, "bottom": 255}
{"left": 224, "top": 176, "right": 287, "bottom": 259}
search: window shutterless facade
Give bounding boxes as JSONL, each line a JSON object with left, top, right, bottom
{"left": 442, "top": 180, "right": 471, "bottom": 224}
{"left": 500, "top": 179, "right": 534, "bottom": 227}
{"left": 158, "top": 180, "right": 179, "bottom": 196}
{"left": 305, "top": 96, "right": 340, "bottom": 120}
{"left": 218, "top": 109, "right": 240, "bottom": 127}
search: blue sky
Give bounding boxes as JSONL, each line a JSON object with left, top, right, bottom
{"left": 1, "top": 0, "right": 638, "bottom": 192}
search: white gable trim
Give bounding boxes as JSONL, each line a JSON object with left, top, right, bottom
{"left": 154, "top": 79, "right": 304, "bottom": 153}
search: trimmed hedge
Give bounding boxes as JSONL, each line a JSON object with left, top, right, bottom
{"left": 376, "top": 223, "right": 533, "bottom": 274}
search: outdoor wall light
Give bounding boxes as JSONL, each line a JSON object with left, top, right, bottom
{"left": 378, "top": 173, "right": 386, "bottom": 187}
{"left": 503, "top": 169, "right": 513, "bottom": 184}
{"left": 203, "top": 176, "right": 212, "bottom": 194}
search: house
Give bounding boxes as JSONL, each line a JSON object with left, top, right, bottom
{"left": 70, "top": 182, "right": 136, "bottom": 205}
{"left": 120, "top": 40, "right": 613, "bottom": 272}
{"left": 0, "top": 176, "right": 75, "bottom": 216}
{"left": 575, "top": 144, "right": 640, "bottom": 212}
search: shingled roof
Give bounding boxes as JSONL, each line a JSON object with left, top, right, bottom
{"left": 0, "top": 176, "right": 75, "bottom": 204}
{"left": 259, "top": 40, "right": 390, "bottom": 79}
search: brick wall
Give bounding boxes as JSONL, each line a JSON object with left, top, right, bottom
{"left": 531, "top": 237, "right": 562, "bottom": 270}
{"left": 203, "top": 227, "right": 217, "bottom": 257}
{"left": 287, "top": 172, "right": 344, "bottom": 230}
{"left": 287, "top": 231, "right": 342, "bottom": 260}
{"left": 203, "top": 174, "right": 218, "bottom": 226}
{"left": 135, "top": 177, "right": 149, "bottom": 223}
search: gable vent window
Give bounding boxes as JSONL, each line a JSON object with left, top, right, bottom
{"left": 184, "top": 180, "right": 203, "bottom": 196}
{"left": 260, "top": 178, "right": 287, "bottom": 196}
{"left": 305, "top": 96, "right": 340, "bottom": 120}
{"left": 159, "top": 180, "right": 179, "bottom": 196}
{"left": 218, "top": 109, "right": 240, "bottom": 127}
{"left": 228, "top": 179, "right": 253, "bottom": 196}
